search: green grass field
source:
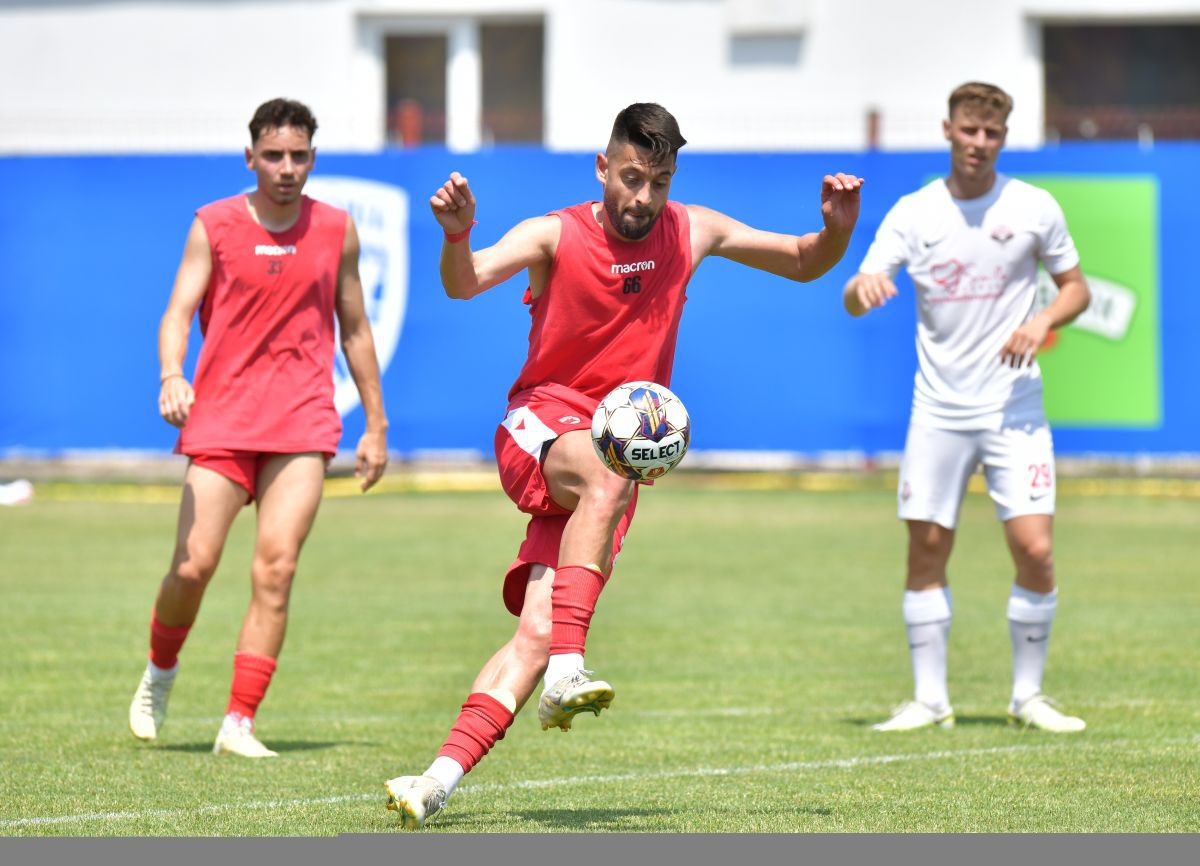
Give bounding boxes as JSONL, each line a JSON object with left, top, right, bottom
{"left": 2, "top": 479, "right": 1198, "bottom": 835}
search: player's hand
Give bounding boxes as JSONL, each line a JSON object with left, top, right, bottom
{"left": 821, "top": 173, "right": 864, "bottom": 237}
{"left": 355, "top": 428, "right": 388, "bottom": 492}
{"left": 430, "top": 172, "right": 477, "bottom": 236}
{"left": 158, "top": 375, "right": 194, "bottom": 428}
{"left": 1001, "top": 313, "right": 1053, "bottom": 368}
{"left": 850, "top": 272, "right": 898, "bottom": 314}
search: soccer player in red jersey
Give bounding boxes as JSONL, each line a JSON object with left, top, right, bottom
{"left": 128, "top": 98, "right": 389, "bottom": 758}
{"left": 384, "top": 103, "right": 863, "bottom": 827}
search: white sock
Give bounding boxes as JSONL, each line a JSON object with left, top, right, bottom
{"left": 903, "top": 587, "right": 952, "bottom": 712}
{"left": 425, "top": 756, "right": 465, "bottom": 798}
{"left": 1008, "top": 585, "right": 1057, "bottom": 708}
{"left": 220, "top": 712, "right": 250, "bottom": 732}
{"left": 543, "top": 653, "right": 584, "bottom": 691}
{"left": 148, "top": 660, "right": 178, "bottom": 679}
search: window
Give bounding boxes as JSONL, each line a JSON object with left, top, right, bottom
{"left": 383, "top": 19, "right": 544, "bottom": 149}
{"left": 481, "top": 22, "right": 544, "bottom": 144}
{"left": 385, "top": 34, "right": 448, "bottom": 146}
{"left": 729, "top": 34, "right": 802, "bottom": 67}
{"left": 1044, "top": 24, "right": 1200, "bottom": 141}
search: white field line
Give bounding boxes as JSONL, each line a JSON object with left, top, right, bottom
{"left": 2, "top": 743, "right": 1047, "bottom": 829}
{"left": 460, "top": 744, "right": 1051, "bottom": 794}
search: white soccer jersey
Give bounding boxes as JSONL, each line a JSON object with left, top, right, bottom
{"left": 860, "top": 174, "right": 1079, "bottom": 430}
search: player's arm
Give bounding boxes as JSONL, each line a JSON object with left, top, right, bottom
{"left": 335, "top": 215, "right": 389, "bottom": 491}
{"left": 1000, "top": 265, "right": 1091, "bottom": 368}
{"left": 690, "top": 173, "right": 864, "bottom": 283}
{"left": 431, "top": 172, "right": 557, "bottom": 300}
{"left": 842, "top": 197, "right": 908, "bottom": 316}
{"left": 157, "top": 217, "right": 212, "bottom": 428}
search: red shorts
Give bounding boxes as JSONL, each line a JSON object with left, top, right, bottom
{"left": 186, "top": 449, "right": 331, "bottom": 502}
{"left": 495, "top": 384, "right": 640, "bottom": 616}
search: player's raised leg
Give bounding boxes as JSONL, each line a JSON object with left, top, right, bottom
{"left": 130, "top": 462, "right": 248, "bottom": 741}
{"left": 212, "top": 453, "right": 325, "bottom": 758}
{"left": 874, "top": 520, "right": 957, "bottom": 732}
{"left": 536, "top": 430, "right": 632, "bottom": 731}
{"left": 1003, "top": 514, "right": 1084, "bottom": 732}
{"left": 385, "top": 564, "right": 555, "bottom": 828}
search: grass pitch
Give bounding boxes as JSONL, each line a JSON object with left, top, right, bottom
{"left": 1, "top": 479, "right": 1198, "bottom": 835}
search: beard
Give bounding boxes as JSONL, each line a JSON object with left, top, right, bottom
{"left": 603, "top": 193, "right": 659, "bottom": 241}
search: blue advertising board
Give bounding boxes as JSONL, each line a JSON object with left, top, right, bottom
{"left": 1, "top": 144, "right": 1196, "bottom": 457}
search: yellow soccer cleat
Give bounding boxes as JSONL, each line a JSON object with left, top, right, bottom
{"left": 537, "top": 670, "right": 615, "bottom": 732}
{"left": 385, "top": 775, "right": 447, "bottom": 830}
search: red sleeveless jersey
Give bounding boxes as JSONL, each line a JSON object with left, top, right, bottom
{"left": 178, "top": 194, "right": 346, "bottom": 455}
{"left": 509, "top": 200, "right": 693, "bottom": 401}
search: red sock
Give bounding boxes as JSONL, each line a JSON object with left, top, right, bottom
{"left": 226, "top": 651, "right": 278, "bottom": 719}
{"left": 149, "top": 611, "right": 192, "bottom": 669}
{"left": 437, "top": 693, "right": 516, "bottom": 774}
{"left": 549, "top": 564, "right": 607, "bottom": 656}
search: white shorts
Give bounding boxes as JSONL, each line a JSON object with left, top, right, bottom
{"left": 897, "top": 421, "right": 1056, "bottom": 529}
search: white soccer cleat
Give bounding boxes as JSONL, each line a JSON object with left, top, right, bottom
{"left": 385, "top": 775, "right": 448, "bottom": 830}
{"left": 1009, "top": 694, "right": 1086, "bottom": 733}
{"left": 212, "top": 713, "right": 279, "bottom": 758}
{"left": 537, "top": 669, "right": 615, "bottom": 732}
{"left": 0, "top": 479, "right": 34, "bottom": 507}
{"left": 872, "top": 700, "right": 956, "bottom": 732}
{"left": 129, "top": 661, "right": 178, "bottom": 741}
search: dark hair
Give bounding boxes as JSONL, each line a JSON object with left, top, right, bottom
{"left": 249, "top": 98, "right": 318, "bottom": 143}
{"left": 608, "top": 103, "right": 687, "bottom": 165}
{"left": 948, "top": 82, "right": 1013, "bottom": 121}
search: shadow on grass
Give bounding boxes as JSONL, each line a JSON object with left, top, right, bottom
{"left": 157, "top": 740, "right": 356, "bottom": 754}
{"left": 432, "top": 806, "right": 672, "bottom": 831}
{"left": 841, "top": 714, "right": 1010, "bottom": 729}
{"left": 952, "top": 714, "right": 1010, "bottom": 728}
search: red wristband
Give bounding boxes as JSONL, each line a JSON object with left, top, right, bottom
{"left": 444, "top": 221, "right": 477, "bottom": 244}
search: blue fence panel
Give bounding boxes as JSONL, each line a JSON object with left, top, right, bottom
{"left": 1, "top": 144, "right": 1196, "bottom": 457}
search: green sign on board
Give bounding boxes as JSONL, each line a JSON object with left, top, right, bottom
{"left": 1024, "top": 176, "right": 1160, "bottom": 428}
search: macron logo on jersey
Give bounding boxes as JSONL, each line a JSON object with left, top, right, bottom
{"left": 255, "top": 244, "right": 297, "bottom": 256}
{"left": 612, "top": 260, "right": 655, "bottom": 275}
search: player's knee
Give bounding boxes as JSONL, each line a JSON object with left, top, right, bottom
{"left": 252, "top": 553, "right": 298, "bottom": 596}
{"left": 171, "top": 545, "right": 220, "bottom": 587}
{"left": 581, "top": 476, "right": 633, "bottom": 521}
{"left": 515, "top": 614, "right": 552, "bottom": 660}
{"left": 1017, "top": 536, "right": 1054, "bottom": 572}
{"left": 909, "top": 530, "right": 949, "bottom": 564}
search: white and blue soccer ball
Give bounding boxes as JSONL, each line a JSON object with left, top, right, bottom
{"left": 591, "top": 381, "right": 691, "bottom": 481}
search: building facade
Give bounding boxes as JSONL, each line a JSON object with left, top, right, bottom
{"left": 2, "top": 0, "right": 1197, "bottom": 153}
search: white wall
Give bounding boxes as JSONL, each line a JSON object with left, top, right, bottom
{"left": 0, "top": 0, "right": 356, "bottom": 153}
{"left": 1, "top": 0, "right": 1196, "bottom": 154}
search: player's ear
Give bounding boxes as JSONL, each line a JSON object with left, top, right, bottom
{"left": 942, "top": 119, "right": 952, "bottom": 142}
{"left": 595, "top": 152, "right": 608, "bottom": 184}
{"left": 245, "top": 145, "right": 254, "bottom": 169}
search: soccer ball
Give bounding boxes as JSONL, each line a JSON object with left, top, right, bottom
{"left": 591, "top": 381, "right": 691, "bottom": 481}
